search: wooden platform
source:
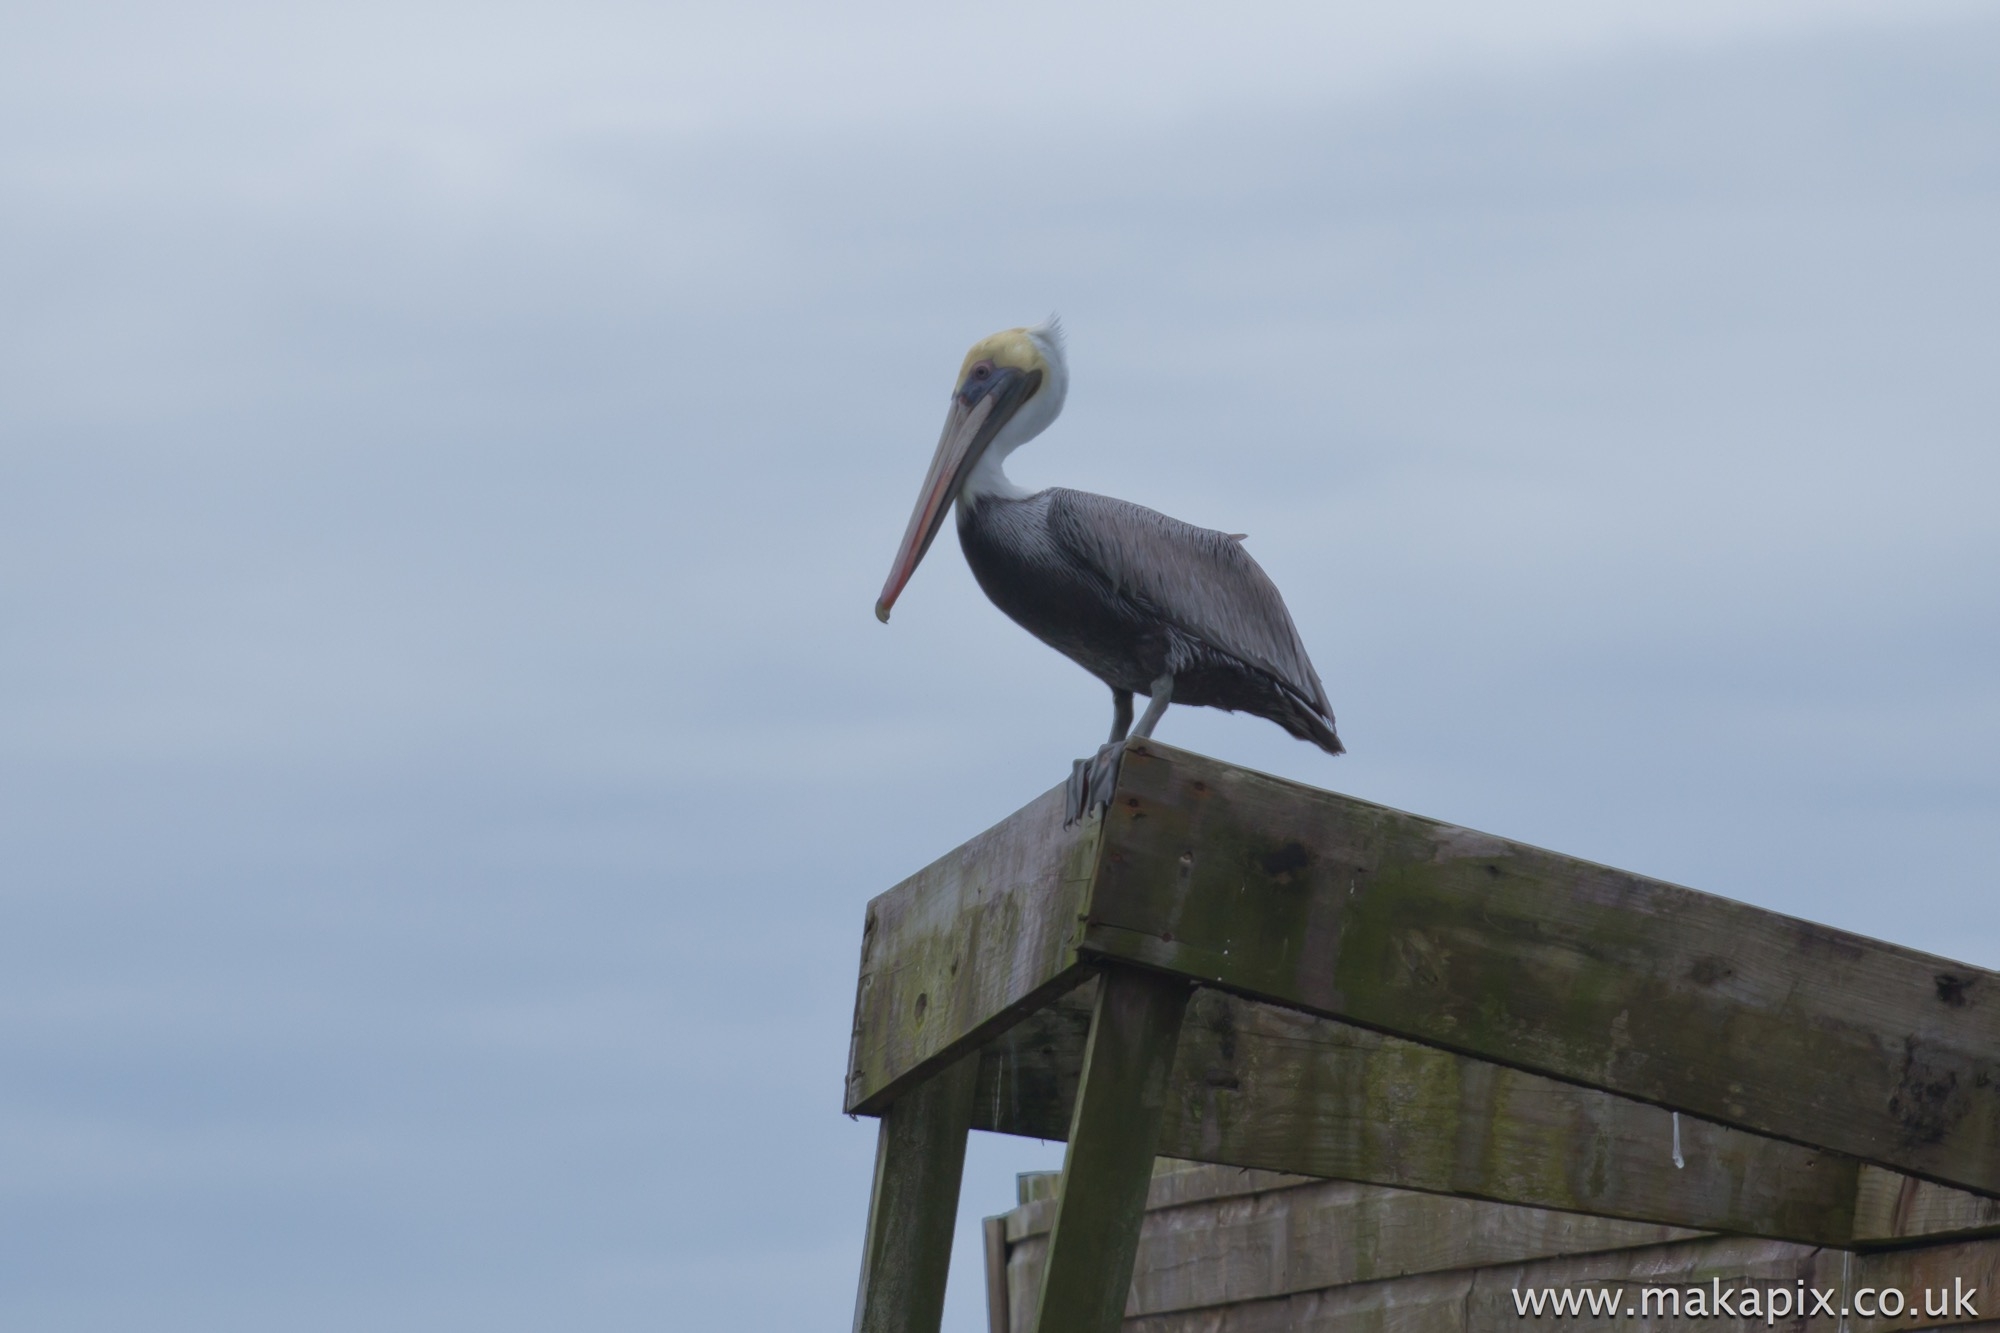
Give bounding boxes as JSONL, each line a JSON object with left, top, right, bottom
{"left": 988, "top": 1161, "right": 2000, "bottom": 1332}
{"left": 846, "top": 743, "right": 2000, "bottom": 1333}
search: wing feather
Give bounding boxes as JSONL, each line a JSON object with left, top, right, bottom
{"left": 1044, "top": 489, "right": 1331, "bottom": 715}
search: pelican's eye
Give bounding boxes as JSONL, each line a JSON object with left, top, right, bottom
{"left": 972, "top": 364, "right": 992, "bottom": 381}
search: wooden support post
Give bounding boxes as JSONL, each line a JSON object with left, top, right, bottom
{"left": 1031, "top": 966, "right": 1191, "bottom": 1333}
{"left": 852, "top": 1051, "right": 980, "bottom": 1333}
{"left": 983, "top": 1215, "right": 1010, "bottom": 1333}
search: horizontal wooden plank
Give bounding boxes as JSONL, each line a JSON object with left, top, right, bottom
{"left": 1475, "top": 1235, "right": 2000, "bottom": 1332}
{"left": 1017, "top": 1170, "right": 1062, "bottom": 1207}
{"left": 976, "top": 982, "right": 1895, "bottom": 1245}
{"left": 1855, "top": 1165, "right": 2000, "bottom": 1244}
{"left": 1815, "top": 1235, "right": 2000, "bottom": 1332}
{"left": 1006, "top": 1161, "right": 1320, "bottom": 1245}
{"left": 1465, "top": 1234, "right": 1823, "bottom": 1333}
{"left": 1167, "top": 989, "right": 1868, "bottom": 1245}
{"left": 997, "top": 1160, "right": 2000, "bottom": 1332}
{"left": 1082, "top": 1233, "right": 2000, "bottom": 1333}
{"left": 1059, "top": 1229, "right": 2000, "bottom": 1332}
{"left": 1007, "top": 1168, "right": 1696, "bottom": 1320}
{"left": 1108, "top": 1260, "right": 1480, "bottom": 1333}
{"left": 1084, "top": 743, "right": 2000, "bottom": 1194}
{"left": 846, "top": 785, "right": 1100, "bottom": 1114}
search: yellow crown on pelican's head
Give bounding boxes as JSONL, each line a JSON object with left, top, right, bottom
{"left": 958, "top": 317, "right": 1065, "bottom": 388}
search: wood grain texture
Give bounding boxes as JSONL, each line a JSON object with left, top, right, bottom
{"left": 1811, "top": 1235, "right": 2000, "bottom": 1331}
{"left": 976, "top": 982, "right": 1924, "bottom": 1245}
{"left": 1031, "top": 968, "right": 1192, "bottom": 1333}
{"left": 847, "top": 786, "right": 1101, "bottom": 1115}
{"left": 853, "top": 1051, "right": 980, "bottom": 1333}
{"left": 1464, "top": 1234, "right": 1822, "bottom": 1333}
{"left": 985, "top": 1215, "right": 1010, "bottom": 1333}
{"left": 997, "top": 1161, "right": 2000, "bottom": 1332}
{"left": 1084, "top": 743, "right": 2000, "bottom": 1194}
{"left": 1015, "top": 1167, "right": 1698, "bottom": 1320}
{"left": 1007, "top": 1160, "right": 1319, "bottom": 1245}
{"left": 1853, "top": 1165, "right": 2000, "bottom": 1244}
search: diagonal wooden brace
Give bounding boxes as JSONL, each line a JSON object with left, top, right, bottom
{"left": 1030, "top": 965, "right": 1192, "bottom": 1333}
{"left": 852, "top": 1050, "right": 980, "bottom": 1333}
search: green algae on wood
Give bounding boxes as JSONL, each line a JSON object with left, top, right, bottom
{"left": 1084, "top": 744, "right": 2000, "bottom": 1196}
{"left": 846, "top": 785, "right": 1101, "bottom": 1116}
{"left": 973, "top": 980, "right": 1875, "bottom": 1245}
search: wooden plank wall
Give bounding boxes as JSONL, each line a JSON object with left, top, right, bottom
{"left": 992, "top": 1161, "right": 2000, "bottom": 1333}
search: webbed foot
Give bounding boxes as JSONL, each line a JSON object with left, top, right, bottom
{"left": 1064, "top": 741, "right": 1126, "bottom": 827}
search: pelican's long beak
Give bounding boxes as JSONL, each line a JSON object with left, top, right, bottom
{"left": 875, "top": 372, "right": 1033, "bottom": 622}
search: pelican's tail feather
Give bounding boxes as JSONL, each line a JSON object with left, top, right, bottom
{"left": 1274, "top": 691, "right": 1345, "bottom": 756}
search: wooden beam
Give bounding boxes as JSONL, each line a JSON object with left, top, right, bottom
{"left": 1854, "top": 1166, "right": 2000, "bottom": 1245}
{"left": 852, "top": 1052, "right": 980, "bottom": 1333}
{"left": 974, "top": 981, "right": 1864, "bottom": 1244}
{"left": 1004, "top": 1164, "right": 1700, "bottom": 1321}
{"left": 1811, "top": 1233, "right": 2000, "bottom": 1331}
{"left": 973, "top": 982, "right": 2000, "bottom": 1247}
{"left": 982, "top": 1215, "right": 1009, "bottom": 1333}
{"left": 846, "top": 787, "right": 1100, "bottom": 1115}
{"left": 1030, "top": 967, "right": 1191, "bottom": 1333}
{"left": 1083, "top": 743, "right": 2000, "bottom": 1195}
{"left": 1465, "top": 1233, "right": 1825, "bottom": 1332}
{"left": 995, "top": 1161, "right": 2000, "bottom": 1332}
{"left": 1010, "top": 1223, "right": 2000, "bottom": 1333}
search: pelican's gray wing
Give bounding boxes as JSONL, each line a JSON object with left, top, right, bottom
{"left": 1044, "top": 488, "right": 1332, "bottom": 715}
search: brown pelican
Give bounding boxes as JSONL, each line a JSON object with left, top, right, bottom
{"left": 875, "top": 319, "right": 1342, "bottom": 822}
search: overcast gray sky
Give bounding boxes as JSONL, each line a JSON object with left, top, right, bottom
{"left": 2, "top": 3, "right": 1996, "bottom": 1329}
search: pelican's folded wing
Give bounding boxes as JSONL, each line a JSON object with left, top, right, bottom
{"left": 1044, "top": 487, "right": 1332, "bottom": 717}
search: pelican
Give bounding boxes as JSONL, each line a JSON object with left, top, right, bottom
{"left": 875, "top": 319, "right": 1342, "bottom": 823}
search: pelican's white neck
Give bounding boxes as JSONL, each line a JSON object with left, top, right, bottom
{"left": 962, "top": 447, "right": 1030, "bottom": 502}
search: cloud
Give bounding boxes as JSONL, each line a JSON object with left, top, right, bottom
{"left": 0, "top": 8, "right": 1995, "bottom": 1330}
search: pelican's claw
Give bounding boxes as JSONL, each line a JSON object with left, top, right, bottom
{"left": 1063, "top": 741, "right": 1126, "bottom": 828}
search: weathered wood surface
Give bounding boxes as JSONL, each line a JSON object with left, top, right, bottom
{"left": 1083, "top": 744, "right": 2000, "bottom": 1194}
{"left": 976, "top": 981, "right": 1997, "bottom": 1246}
{"left": 1008, "top": 1162, "right": 1700, "bottom": 1321}
{"left": 1031, "top": 968, "right": 1192, "bottom": 1333}
{"left": 1855, "top": 1165, "right": 2000, "bottom": 1243}
{"left": 1469, "top": 1234, "right": 2000, "bottom": 1333}
{"left": 985, "top": 1216, "right": 1010, "bottom": 1333}
{"left": 1460, "top": 1234, "right": 1825, "bottom": 1333}
{"left": 1818, "top": 1234, "right": 2000, "bottom": 1332}
{"left": 847, "top": 787, "right": 1099, "bottom": 1115}
{"left": 998, "top": 1162, "right": 2000, "bottom": 1332}
{"left": 852, "top": 1052, "right": 980, "bottom": 1333}
{"left": 1006, "top": 1165, "right": 1322, "bottom": 1245}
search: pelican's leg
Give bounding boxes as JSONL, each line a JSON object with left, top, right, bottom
{"left": 1065, "top": 679, "right": 1171, "bottom": 827}
{"left": 1130, "top": 675, "right": 1173, "bottom": 739}
{"left": 1109, "top": 688, "right": 1134, "bottom": 743}
{"left": 1067, "top": 688, "right": 1131, "bottom": 824}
